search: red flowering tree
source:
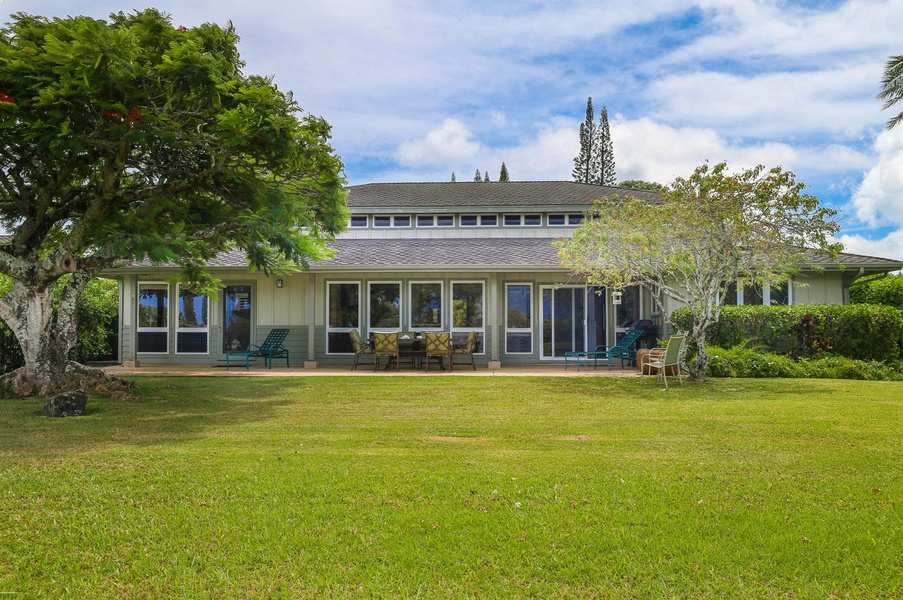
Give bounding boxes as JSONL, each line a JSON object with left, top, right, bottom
{"left": 0, "top": 10, "right": 348, "bottom": 395}
{"left": 555, "top": 162, "right": 841, "bottom": 380}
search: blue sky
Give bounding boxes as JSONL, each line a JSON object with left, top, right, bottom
{"left": 4, "top": 0, "right": 903, "bottom": 258}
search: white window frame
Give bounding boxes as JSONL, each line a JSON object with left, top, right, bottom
{"left": 548, "top": 214, "right": 566, "bottom": 226}
{"left": 137, "top": 282, "right": 170, "bottom": 354}
{"left": 450, "top": 280, "right": 486, "bottom": 355}
{"left": 409, "top": 280, "right": 444, "bottom": 331}
{"left": 326, "top": 281, "right": 361, "bottom": 355}
{"left": 504, "top": 214, "right": 523, "bottom": 227}
{"left": 175, "top": 284, "right": 209, "bottom": 354}
{"left": 368, "top": 281, "right": 403, "bottom": 331}
{"left": 373, "top": 215, "right": 412, "bottom": 228}
{"left": 349, "top": 215, "right": 369, "bottom": 228}
{"left": 505, "top": 283, "right": 533, "bottom": 354}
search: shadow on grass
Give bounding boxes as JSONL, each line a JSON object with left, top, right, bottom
{"left": 0, "top": 376, "right": 314, "bottom": 457}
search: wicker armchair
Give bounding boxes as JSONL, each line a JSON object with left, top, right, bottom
{"left": 372, "top": 331, "right": 400, "bottom": 371}
{"left": 424, "top": 331, "right": 452, "bottom": 372}
{"left": 348, "top": 329, "right": 373, "bottom": 371}
{"left": 451, "top": 331, "right": 478, "bottom": 371}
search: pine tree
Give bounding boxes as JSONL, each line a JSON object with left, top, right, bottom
{"left": 499, "top": 162, "right": 510, "bottom": 182}
{"left": 572, "top": 97, "right": 616, "bottom": 185}
{"left": 474, "top": 169, "right": 481, "bottom": 182}
{"left": 483, "top": 170, "right": 490, "bottom": 182}
{"left": 598, "top": 105, "right": 616, "bottom": 185}
{"left": 572, "top": 97, "right": 597, "bottom": 184}
{"left": 450, "top": 171, "right": 456, "bottom": 182}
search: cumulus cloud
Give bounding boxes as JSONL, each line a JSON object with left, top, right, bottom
{"left": 851, "top": 127, "right": 903, "bottom": 226}
{"left": 836, "top": 231, "right": 903, "bottom": 262}
{"left": 395, "top": 119, "right": 483, "bottom": 168}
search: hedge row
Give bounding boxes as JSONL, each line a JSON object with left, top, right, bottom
{"left": 670, "top": 304, "right": 902, "bottom": 362}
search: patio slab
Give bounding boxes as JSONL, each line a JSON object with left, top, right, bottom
{"left": 102, "top": 362, "right": 641, "bottom": 378}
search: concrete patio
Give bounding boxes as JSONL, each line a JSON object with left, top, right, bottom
{"left": 102, "top": 362, "right": 641, "bottom": 378}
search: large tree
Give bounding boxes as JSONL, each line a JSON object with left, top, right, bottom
{"left": 555, "top": 162, "right": 841, "bottom": 381}
{"left": 572, "top": 97, "right": 598, "bottom": 184}
{"left": 597, "top": 104, "right": 616, "bottom": 185}
{"left": 0, "top": 10, "right": 347, "bottom": 395}
{"left": 878, "top": 54, "right": 903, "bottom": 129}
{"left": 572, "top": 97, "right": 616, "bottom": 185}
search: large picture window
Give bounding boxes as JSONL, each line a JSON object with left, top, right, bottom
{"left": 137, "top": 283, "right": 169, "bottom": 353}
{"left": 451, "top": 281, "right": 484, "bottom": 354}
{"left": 327, "top": 282, "right": 360, "bottom": 354}
{"left": 506, "top": 283, "right": 532, "bottom": 354}
{"left": 410, "top": 282, "right": 443, "bottom": 330}
{"left": 177, "top": 286, "right": 209, "bottom": 354}
{"left": 369, "top": 282, "right": 401, "bottom": 329}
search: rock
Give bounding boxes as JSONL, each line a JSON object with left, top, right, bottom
{"left": 43, "top": 389, "right": 88, "bottom": 417}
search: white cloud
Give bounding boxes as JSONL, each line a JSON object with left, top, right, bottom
{"left": 837, "top": 231, "right": 903, "bottom": 261}
{"left": 851, "top": 127, "right": 903, "bottom": 226}
{"left": 395, "top": 119, "right": 483, "bottom": 168}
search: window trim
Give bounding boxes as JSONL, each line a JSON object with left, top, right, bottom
{"left": 349, "top": 215, "right": 369, "bottom": 228}
{"left": 368, "top": 280, "right": 403, "bottom": 331}
{"left": 175, "top": 284, "right": 209, "bottom": 355}
{"left": 137, "top": 282, "right": 170, "bottom": 354}
{"left": 505, "top": 282, "right": 533, "bottom": 355}
{"left": 450, "top": 280, "right": 486, "bottom": 355}
{"left": 409, "top": 280, "right": 444, "bottom": 331}
{"left": 326, "top": 281, "right": 361, "bottom": 355}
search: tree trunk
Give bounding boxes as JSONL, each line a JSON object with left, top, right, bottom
{"left": 687, "top": 322, "right": 710, "bottom": 382}
{"left": 0, "top": 273, "right": 129, "bottom": 397}
{"left": 0, "top": 280, "right": 71, "bottom": 395}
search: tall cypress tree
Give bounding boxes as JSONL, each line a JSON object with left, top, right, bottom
{"left": 474, "top": 169, "right": 482, "bottom": 182}
{"left": 450, "top": 171, "right": 456, "bottom": 182}
{"left": 483, "top": 170, "right": 490, "bottom": 182}
{"left": 572, "top": 97, "right": 597, "bottom": 184}
{"left": 499, "top": 162, "right": 510, "bottom": 182}
{"left": 598, "top": 105, "right": 616, "bottom": 185}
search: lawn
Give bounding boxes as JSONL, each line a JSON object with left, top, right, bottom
{"left": 0, "top": 376, "right": 901, "bottom": 599}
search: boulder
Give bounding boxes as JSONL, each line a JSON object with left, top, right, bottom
{"left": 43, "top": 389, "right": 88, "bottom": 417}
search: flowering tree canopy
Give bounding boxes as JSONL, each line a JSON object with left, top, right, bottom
{"left": 555, "top": 162, "right": 842, "bottom": 381}
{"left": 0, "top": 10, "right": 348, "bottom": 395}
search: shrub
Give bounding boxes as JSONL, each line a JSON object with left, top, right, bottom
{"left": 850, "top": 274, "right": 903, "bottom": 307}
{"left": 706, "top": 346, "right": 903, "bottom": 380}
{"left": 671, "top": 304, "right": 902, "bottom": 362}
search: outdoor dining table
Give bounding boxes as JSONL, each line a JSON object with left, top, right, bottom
{"left": 368, "top": 334, "right": 461, "bottom": 370}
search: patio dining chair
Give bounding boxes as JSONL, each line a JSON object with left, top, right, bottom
{"left": 372, "top": 331, "right": 400, "bottom": 371}
{"left": 640, "top": 334, "right": 685, "bottom": 389}
{"left": 451, "top": 331, "right": 478, "bottom": 371}
{"left": 225, "top": 328, "right": 290, "bottom": 370}
{"left": 424, "top": 331, "right": 452, "bottom": 372}
{"left": 348, "top": 329, "right": 373, "bottom": 371}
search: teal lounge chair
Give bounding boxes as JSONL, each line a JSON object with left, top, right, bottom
{"left": 565, "top": 328, "right": 644, "bottom": 371}
{"left": 226, "top": 328, "right": 290, "bottom": 370}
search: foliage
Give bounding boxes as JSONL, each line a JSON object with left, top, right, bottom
{"left": 571, "top": 97, "right": 616, "bottom": 185}
{"left": 498, "top": 162, "right": 510, "bottom": 182}
{"left": 850, "top": 273, "right": 903, "bottom": 307}
{"left": 671, "top": 304, "right": 902, "bottom": 363}
{"left": 483, "top": 169, "right": 490, "bottom": 182}
{"left": 556, "top": 162, "right": 842, "bottom": 381}
{"left": 450, "top": 171, "right": 456, "bottom": 182}
{"left": 618, "top": 179, "right": 664, "bottom": 191}
{"left": 473, "top": 169, "right": 481, "bottom": 181}
{"left": 0, "top": 9, "right": 347, "bottom": 393}
{"left": 2, "top": 376, "right": 903, "bottom": 597}
{"left": 878, "top": 54, "right": 903, "bottom": 129}
{"left": 706, "top": 345, "right": 903, "bottom": 380}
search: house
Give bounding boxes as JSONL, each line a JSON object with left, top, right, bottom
{"left": 104, "top": 181, "right": 903, "bottom": 367}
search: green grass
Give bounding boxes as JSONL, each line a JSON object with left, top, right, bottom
{"left": 1, "top": 377, "right": 901, "bottom": 598}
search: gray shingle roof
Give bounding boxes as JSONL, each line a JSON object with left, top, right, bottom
{"left": 347, "top": 181, "right": 662, "bottom": 209}
{"left": 317, "top": 238, "right": 561, "bottom": 269}
{"left": 116, "top": 239, "right": 903, "bottom": 272}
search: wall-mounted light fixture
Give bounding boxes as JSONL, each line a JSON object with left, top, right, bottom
{"left": 611, "top": 291, "right": 622, "bottom": 305}
{"left": 276, "top": 279, "right": 284, "bottom": 288}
